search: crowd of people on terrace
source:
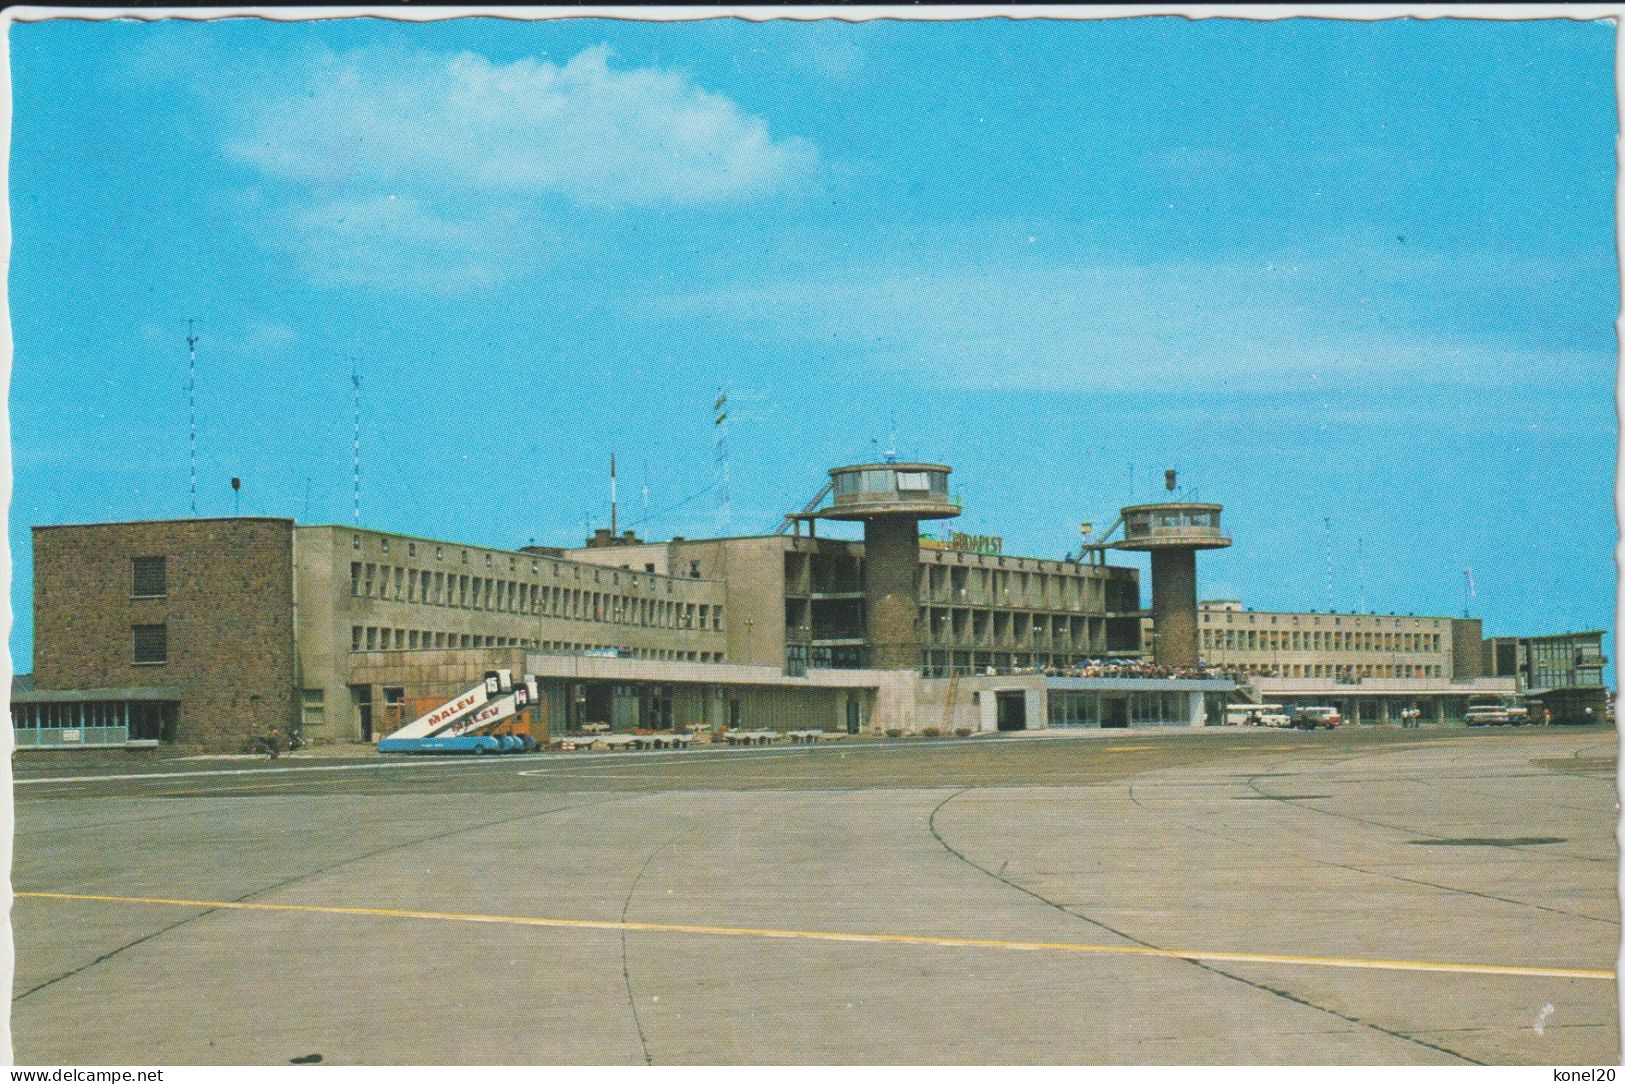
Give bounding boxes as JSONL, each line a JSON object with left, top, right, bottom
{"left": 988, "top": 659, "right": 1285, "bottom": 681}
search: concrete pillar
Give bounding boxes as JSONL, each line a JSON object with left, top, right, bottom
{"left": 1434, "top": 698, "right": 1446, "bottom": 725}
{"left": 1149, "top": 547, "right": 1199, "bottom": 669}
{"left": 1026, "top": 686, "right": 1046, "bottom": 731}
{"left": 1379, "top": 699, "right": 1391, "bottom": 725}
{"left": 1351, "top": 699, "right": 1363, "bottom": 727}
{"left": 863, "top": 514, "right": 922, "bottom": 670}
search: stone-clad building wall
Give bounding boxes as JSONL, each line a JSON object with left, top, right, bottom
{"left": 32, "top": 518, "right": 298, "bottom": 749}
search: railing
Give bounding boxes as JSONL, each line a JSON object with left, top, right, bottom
{"left": 1123, "top": 526, "right": 1229, "bottom": 542}
{"left": 14, "top": 725, "right": 130, "bottom": 748}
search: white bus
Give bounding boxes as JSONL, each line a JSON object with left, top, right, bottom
{"left": 1226, "top": 703, "right": 1287, "bottom": 727}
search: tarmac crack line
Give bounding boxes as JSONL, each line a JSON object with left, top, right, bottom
{"left": 12, "top": 792, "right": 634, "bottom": 1004}
{"left": 924, "top": 788, "right": 1489, "bottom": 1066}
{"left": 618, "top": 828, "right": 696, "bottom": 1066}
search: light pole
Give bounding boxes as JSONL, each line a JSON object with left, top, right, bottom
{"left": 744, "top": 619, "right": 755, "bottom": 665}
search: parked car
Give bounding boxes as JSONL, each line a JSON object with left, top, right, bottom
{"left": 1291, "top": 706, "right": 1341, "bottom": 730}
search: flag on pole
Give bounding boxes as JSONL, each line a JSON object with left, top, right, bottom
{"left": 713, "top": 392, "right": 727, "bottom": 412}
{"left": 1465, "top": 568, "right": 1476, "bottom": 598}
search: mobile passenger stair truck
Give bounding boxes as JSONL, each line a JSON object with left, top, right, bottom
{"left": 376, "top": 669, "right": 541, "bottom": 754}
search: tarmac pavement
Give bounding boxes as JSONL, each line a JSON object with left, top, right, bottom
{"left": 11, "top": 726, "right": 1619, "bottom": 1064}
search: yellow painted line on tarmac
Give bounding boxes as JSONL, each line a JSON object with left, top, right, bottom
{"left": 16, "top": 890, "right": 1612, "bottom": 982}
{"left": 1105, "top": 745, "right": 1155, "bottom": 752}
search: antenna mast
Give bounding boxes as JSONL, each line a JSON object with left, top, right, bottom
{"left": 186, "top": 320, "right": 198, "bottom": 516}
{"left": 713, "top": 389, "right": 731, "bottom": 533}
{"left": 610, "top": 453, "right": 618, "bottom": 537}
{"left": 1323, "top": 516, "right": 1334, "bottom": 612}
{"left": 351, "top": 360, "right": 362, "bottom": 525}
{"left": 1357, "top": 536, "right": 1367, "bottom": 614}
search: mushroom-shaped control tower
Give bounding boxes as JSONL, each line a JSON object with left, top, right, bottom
{"left": 798, "top": 463, "right": 960, "bottom": 670}
{"left": 1113, "top": 501, "right": 1230, "bottom": 669}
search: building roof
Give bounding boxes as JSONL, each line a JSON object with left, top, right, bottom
{"left": 34, "top": 516, "right": 293, "bottom": 531}
{"left": 13, "top": 685, "right": 185, "bottom": 703}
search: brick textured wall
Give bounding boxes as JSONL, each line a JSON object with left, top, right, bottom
{"left": 33, "top": 518, "right": 297, "bottom": 751}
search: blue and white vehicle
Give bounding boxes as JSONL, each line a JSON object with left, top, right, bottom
{"left": 378, "top": 732, "right": 505, "bottom": 755}
{"left": 377, "top": 670, "right": 540, "bottom": 754}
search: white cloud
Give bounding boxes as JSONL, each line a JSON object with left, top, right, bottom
{"left": 638, "top": 252, "right": 1612, "bottom": 393}
{"left": 229, "top": 46, "right": 814, "bottom": 209}
{"left": 279, "top": 194, "right": 524, "bottom": 292}
{"left": 225, "top": 46, "right": 813, "bottom": 291}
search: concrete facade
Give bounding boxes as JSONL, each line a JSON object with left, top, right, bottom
{"left": 293, "top": 525, "right": 728, "bottom": 742}
{"left": 569, "top": 532, "right": 1143, "bottom": 674}
{"left": 1198, "top": 600, "right": 1481, "bottom": 681}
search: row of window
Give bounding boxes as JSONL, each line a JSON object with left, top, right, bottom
{"left": 353, "top": 532, "right": 706, "bottom": 583}
{"left": 353, "top": 626, "right": 530, "bottom": 652}
{"left": 1208, "top": 611, "right": 1445, "bottom": 629}
{"left": 831, "top": 467, "right": 949, "bottom": 497}
{"left": 1265, "top": 663, "right": 1442, "bottom": 679}
{"left": 1202, "top": 629, "right": 1443, "bottom": 654}
{"left": 1049, "top": 690, "right": 1196, "bottom": 727}
{"left": 919, "top": 607, "right": 1107, "bottom": 646}
{"left": 1532, "top": 668, "right": 1606, "bottom": 689}
{"left": 349, "top": 624, "right": 721, "bottom": 662}
{"left": 350, "top": 562, "right": 723, "bottom": 631}
{"left": 915, "top": 565, "right": 1112, "bottom": 610}
{"left": 13, "top": 701, "right": 134, "bottom": 729}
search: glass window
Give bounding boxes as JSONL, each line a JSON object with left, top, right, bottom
{"left": 132, "top": 556, "right": 167, "bottom": 598}
{"left": 133, "top": 624, "right": 167, "bottom": 664}
{"left": 896, "top": 471, "right": 930, "bottom": 492}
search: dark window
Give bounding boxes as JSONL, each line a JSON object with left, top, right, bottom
{"left": 133, "top": 624, "right": 168, "bottom": 665}
{"left": 132, "top": 556, "right": 167, "bottom": 598}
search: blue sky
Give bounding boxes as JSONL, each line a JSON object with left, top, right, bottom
{"left": 7, "top": 14, "right": 1617, "bottom": 670}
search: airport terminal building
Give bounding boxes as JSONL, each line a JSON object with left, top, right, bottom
{"left": 9, "top": 461, "right": 1598, "bottom": 751}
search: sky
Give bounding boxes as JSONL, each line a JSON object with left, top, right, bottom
{"left": 6, "top": 13, "right": 1618, "bottom": 672}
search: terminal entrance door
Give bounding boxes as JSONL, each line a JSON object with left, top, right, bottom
{"left": 582, "top": 685, "right": 614, "bottom": 729}
{"left": 350, "top": 685, "right": 373, "bottom": 742}
{"left": 845, "top": 696, "right": 861, "bottom": 734}
{"left": 1102, "top": 698, "right": 1129, "bottom": 728}
{"left": 996, "top": 690, "right": 1027, "bottom": 731}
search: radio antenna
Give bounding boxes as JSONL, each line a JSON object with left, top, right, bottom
{"left": 351, "top": 360, "right": 362, "bottom": 525}
{"left": 713, "top": 389, "right": 731, "bottom": 532}
{"left": 187, "top": 320, "right": 199, "bottom": 516}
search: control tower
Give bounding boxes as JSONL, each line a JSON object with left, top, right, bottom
{"left": 1108, "top": 472, "right": 1230, "bottom": 669}
{"left": 794, "top": 463, "right": 960, "bottom": 670}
